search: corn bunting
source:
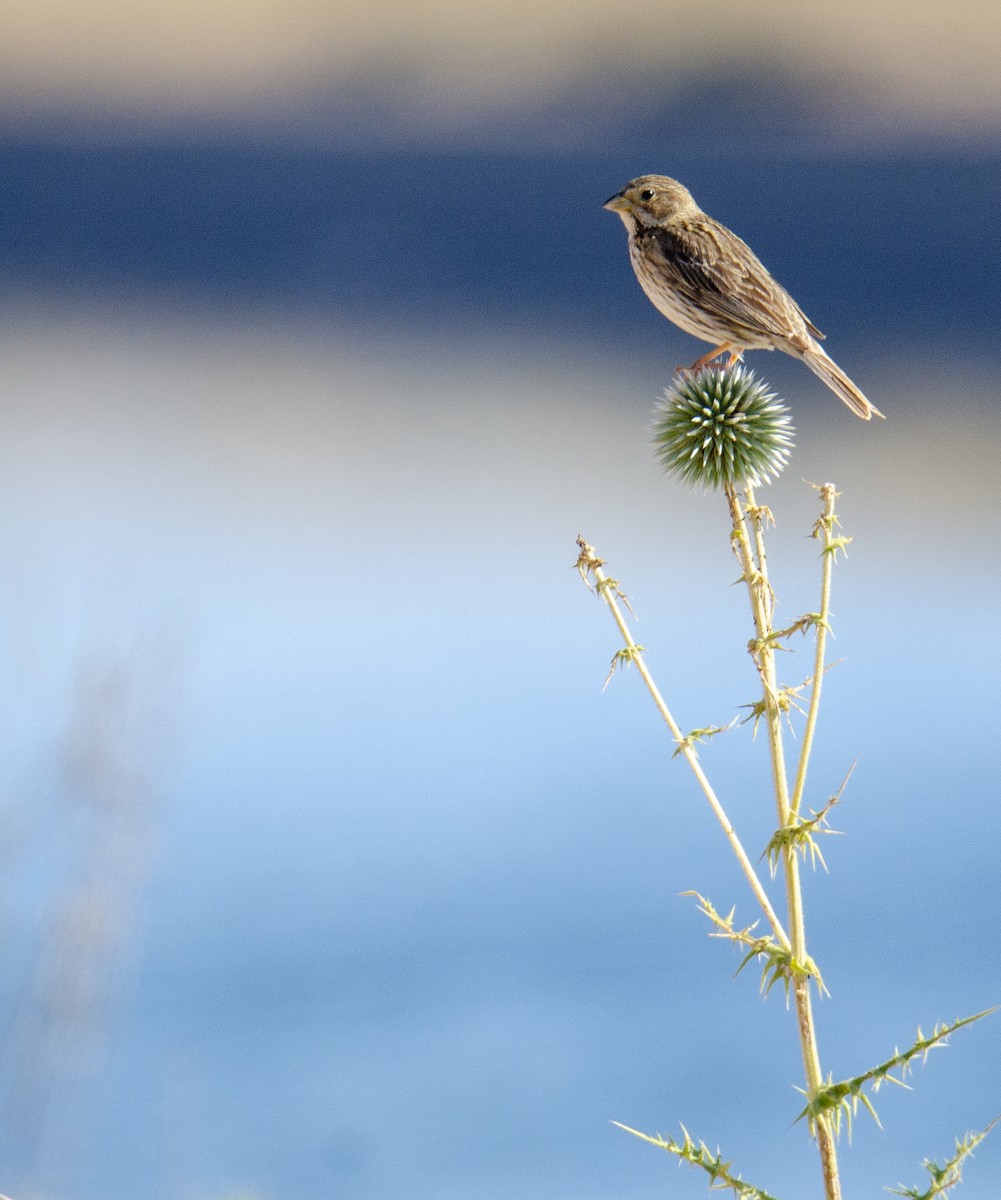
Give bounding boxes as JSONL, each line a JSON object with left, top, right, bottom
{"left": 604, "top": 175, "right": 883, "bottom": 420}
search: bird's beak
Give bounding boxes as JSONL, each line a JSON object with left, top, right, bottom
{"left": 603, "top": 193, "right": 631, "bottom": 214}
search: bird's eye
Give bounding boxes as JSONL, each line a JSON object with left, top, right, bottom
{"left": 639, "top": 188, "right": 656, "bottom": 201}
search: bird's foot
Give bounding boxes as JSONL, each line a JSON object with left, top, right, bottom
{"left": 680, "top": 345, "right": 743, "bottom": 376}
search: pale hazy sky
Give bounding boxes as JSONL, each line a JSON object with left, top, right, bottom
{"left": 2, "top": 0, "right": 999, "bottom": 135}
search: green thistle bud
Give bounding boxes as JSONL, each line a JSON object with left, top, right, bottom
{"left": 652, "top": 366, "right": 795, "bottom": 490}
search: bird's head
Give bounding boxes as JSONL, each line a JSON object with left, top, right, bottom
{"left": 603, "top": 175, "right": 700, "bottom": 230}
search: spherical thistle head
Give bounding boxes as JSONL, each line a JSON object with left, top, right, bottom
{"left": 652, "top": 366, "right": 795, "bottom": 490}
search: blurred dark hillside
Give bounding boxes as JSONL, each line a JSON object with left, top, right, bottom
{"left": 0, "top": 137, "right": 997, "bottom": 351}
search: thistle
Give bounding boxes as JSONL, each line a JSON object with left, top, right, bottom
{"left": 652, "top": 366, "right": 794, "bottom": 489}
{"left": 577, "top": 376, "right": 995, "bottom": 1200}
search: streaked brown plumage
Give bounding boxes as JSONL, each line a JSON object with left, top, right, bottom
{"left": 604, "top": 175, "right": 883, "bottom": 420}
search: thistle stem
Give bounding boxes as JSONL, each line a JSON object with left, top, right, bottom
{"left": 790, "top": 483, "right": 839, "bottom": 818}
{"left": 576, "top": 538, "right": 789, "bottom": 950}
{"left": 726, "top": 483, "right": 841, "bottom": 1200}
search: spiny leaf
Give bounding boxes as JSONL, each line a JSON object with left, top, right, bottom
{"left": 823, "top": 535, "right": 853, "bottom": 559}
{"left": 603, "top": 644, "right": 646, "bottom": 691}
{"left": 673, "top": 718, "right": 739, "bottom": 758}
{"left": 887, "top": 1118, "right": 999, "bottom": 1200}
{"left": 796, "top": 1011, "right": 998, "bottom": 1138}
{"left": 764, "top": 763, "right": 853, "bottom": 873}
{"left": 575, "top": 538, "right": 637, "bottom": 616}
{"left": 612, "top": 1122, "right": 779, "bottom": 1200}
{"left": 684, "top": 892, "right": 823, "bottom": 999}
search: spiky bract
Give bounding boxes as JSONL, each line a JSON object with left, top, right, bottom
{"left": 652, "top": 366, "right": 794, "bottom": 490}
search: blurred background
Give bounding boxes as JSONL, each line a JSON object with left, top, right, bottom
{"left": 0, "top": 1, "right": 999, "bottom": 1197}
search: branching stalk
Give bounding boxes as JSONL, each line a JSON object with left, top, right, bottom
{"left": 576, "top": 538, "right": 789, "bottom": 950}
{"left": 725, "top": 482, "right": 841, "bottom": 1200}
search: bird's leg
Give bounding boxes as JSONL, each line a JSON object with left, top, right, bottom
{"left": 686, "top": 343, "right": 733, "bottom": 373}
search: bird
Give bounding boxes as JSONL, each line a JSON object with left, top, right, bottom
{"left": 604, "top": 175, "right": 883, "bottom": 420}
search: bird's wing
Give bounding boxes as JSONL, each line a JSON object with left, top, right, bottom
{"left": 654, "top": 220, "right": 825, "bottom": 343}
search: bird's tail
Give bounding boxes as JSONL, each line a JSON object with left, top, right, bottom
{"left": 800, "top": 345, "right": 884, "bottom": 421}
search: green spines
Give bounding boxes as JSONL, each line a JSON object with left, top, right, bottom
{"left": 652, "top": 366, "right": 794, "bottom": 489}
